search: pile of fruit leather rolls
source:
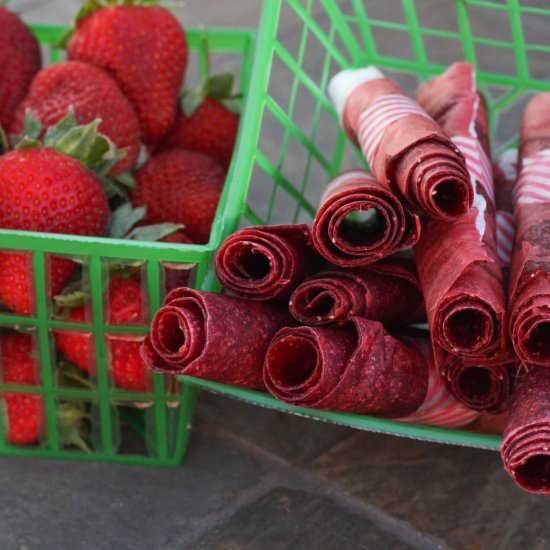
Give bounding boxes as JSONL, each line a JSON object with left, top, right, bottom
{"left": 143, "top": 62, "right": 550, "bottom": 495}
{"left": 501, "top": 92, "right": 550, "bottom": 494}
{"left": 415, "top": 62, "right": 515, "bottom": 414}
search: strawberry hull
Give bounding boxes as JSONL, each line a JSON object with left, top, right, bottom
{"left": 10, "top": 61, "right": 141, "bottom": 175}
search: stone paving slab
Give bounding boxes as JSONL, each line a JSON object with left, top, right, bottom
{"left": 197, "top": 392, "right": 353, "bottom": 466}
{"left": 196, "top": 391, "right": 550, "bottom": 550}
{"left": 0, "top": 426, "right": 270, "bottom": 550}
{"left": 193, "top": 487, "right": 415, "bottom": 550}
{"left": 310, "top": 430, "right": 550, "bottom": 549}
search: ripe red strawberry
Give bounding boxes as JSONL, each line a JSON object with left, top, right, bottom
{"left": 0, "top": 332, "right": 43, "bottom": 445}
{"left": 0, "top": 147, "right": 109, "bottom": 314}
{"left": 55, "top": 275, "right": 149, "bottom": 391}
{"left": 10, "top": 61, "right": 141, "bottom": 174}
{"left": 160, "top": 98, "right": 239, "bottom": 169}
{"left": 161, "top": 228, "right": 192, "bottom": 246}
{"left": 67, "top": 3, "right": 188, "bottom": 143}
{"left": 0, "top": 6, "right": 41, "bottom": 129}
{"left": 131, "top": 149, "right": 225, "bottom": 243}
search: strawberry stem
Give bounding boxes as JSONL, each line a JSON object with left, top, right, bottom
{"left": 181, "top": 33, "right": 240, "bottom": 116}
{"left": 57, "top": 400, "right": 91, "bottom": 453}
{"left": 0, "top": 126, "right": 8, "bottom": 154}
{"left": 56, "top": 360, "right": 95, "bottom": 389}
{"left": 10, "top": 107, "right": 130, "bottom": 197}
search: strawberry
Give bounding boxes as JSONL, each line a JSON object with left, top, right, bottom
{"left": 0, "top": 147, "right": 109, "bottom": 315}
{"left": 0, "top": 112, "right": 125, "bottom": 315}
{"left": 0, "top": 6, "right": 41, "bottom": 130}
{"left": 157, "top": 38, "right": 240, "bottom": 169}
{"left": 131, "top": 149, "right": 225, "bottom": 243}
{"left": 161, "top": 228, "right": 192, "bottom": 246}
{"left": 67, "top": 2, "right": 188, "bottom": 143}
{"left": 0, "top": 332, "right": 43, "bottom": 445}
{"left": 55, "top": 274, "right": 150, "bottom": 392}
{"left": 160, "top": 98, "right": 239, "bottom": 170}
{"left": 10, "top": 61, "right": 141, "bottom": 174}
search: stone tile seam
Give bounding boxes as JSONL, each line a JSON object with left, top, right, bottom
{"left": 201, "top": 420, "right": 451, "bottom": 550}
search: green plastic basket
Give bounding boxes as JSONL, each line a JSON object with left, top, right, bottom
{"left": 0, "top": 24, "right": 256, "bottom": 465}
{"left": 182, "top": 0, "right": 550, "bottom": 451}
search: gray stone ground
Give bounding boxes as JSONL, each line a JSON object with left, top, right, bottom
{"left": 3, "top": 1, "right": 550, "bottom": 549}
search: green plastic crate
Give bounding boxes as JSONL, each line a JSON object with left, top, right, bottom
{"left": 0, "top": 24, "right": 256, "bottom": 465}
{"left": 182, "top": 0, "right": 550, "bottom": 450}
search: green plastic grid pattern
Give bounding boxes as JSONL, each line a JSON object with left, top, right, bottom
{"left": 189, "top": 0, "right": 550, "bottom": 450}
{"left": 0, "top": 24, "right": 256, "bottom": 465}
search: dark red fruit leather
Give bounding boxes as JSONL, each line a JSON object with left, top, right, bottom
{"left": 439, "top": 354, "right": 516, "bottom": 413}
{"left": 509, "top": 93, "right": 550, "bottom": 367}
{"left": 263, "top": 317, "right": 428, "bottom": 416}
{"left": 476, "top": 411, "right": 510, "bottom": 434}
{"left": 415, "top": 62, "right": 509, "bottom": 364}
{"left": 333, "top": 70, "right": 471, "bottom": 220}
{"left": 311, "top": 169, "right": 420, "bottom": 266}
{"left": 289, "top": 257, "right": 424, "bottom": 327}
{"left": 500, "top": 366, "right": 550, "bottom": 494}
{"left": 215, "top": 224, "right": 320, "bottom": 300}
{"left": 140, "top": 287, "right": 291, "bottom": 389}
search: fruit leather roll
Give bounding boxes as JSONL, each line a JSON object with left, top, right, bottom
{"left": 439, "top": 354, "right": 517, "bottom": 413}
{"left": 215, "top": 224, "right": 321, "bottom": 300}
{"left": 395, "top": 337, "right": 480, "bottom": 428}
{"left": 328, "top": 67, "right": 471, "bottom": 220}
{"left": 433, "top": 147, "right": 517, "bottom": 414}
{"left": 500, "top": 366, "right": 550, "bottom": 494}
{"left": 476, "top": 411, "right": 510, "bottom": 434}
{"left": 311, "top": 169, "right": 420, "bottom": 266}
{"left": 264, "top": 318, "right": 479, "bottom": 427}
{"left": 508, "top": 94, "right": 550, "bottom": 366}
{"left": 415, "top": 62, "right": 509, "bottom": 364}
{"left": 288, "top": 257, "right": 424, "bottom": 327}
{"left": 140, "top": 287, "right": 291, "bottom": 389}
{"left": 434, "top": 151, "right": 517, "bottom": 414}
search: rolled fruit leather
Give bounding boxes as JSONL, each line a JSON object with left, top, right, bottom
{"left": 311, "top": 169, "right": 420, "bottom": 267}
{"left": 438, "top": 355, "right": 516, "bottom": 414}
{"left": 500, "top": 365, "right": 550, "bottom": 494}
{"left": 289, "top": 256, "right": 425, "bottom": 327}
{"left": 443, "top": 155, "right": 517, "bottom": 423}
{"left": 508, "top": 93, "right": 550, "bottom": 367}
{"left": 140, "top": 287, "right": 292, "bottom": 389}
{"left": 328, "top": 66, "right": 472, "bottom": 220}
{"left": 215, "top": 224, "right": 322, "bottom": 301}
{"left": 415, "top": 62, "right": 510, "bottom": 366}
{"left": 264, "top": 318, "right": 479, "bottom": 428}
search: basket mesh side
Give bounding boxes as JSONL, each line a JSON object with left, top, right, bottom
{"left": 242, "top": 0, "right": 550, "bottom": 228}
